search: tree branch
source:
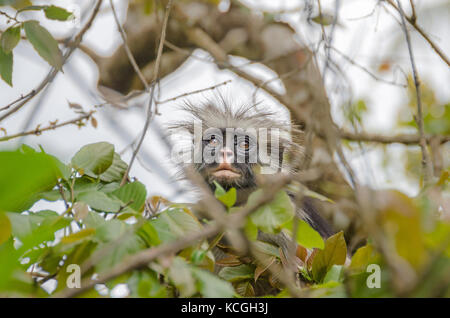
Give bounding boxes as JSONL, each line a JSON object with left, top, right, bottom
{"left": 0, "top": 0, "right": 104, "bottom": 122}
{"left": 119, "top": 0, "right": 173, "bottom": 186}
{"left": 386, "top": 0, "right": 450, "bottom": 67}
{"left": 395, "top": 0, "right": 433, "bottom": 185}
{"left": 339, "top": 129, "right": 450, "bottom": 145}
{"left": 53, "top": 174, "right": 293, "bottom": 298}
{"left": 0, "top": 111, "right": 94, "bottom": 142}
{"left": 109, "top": 0, "right": 149, "bottom": 91}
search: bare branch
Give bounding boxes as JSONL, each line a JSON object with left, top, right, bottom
{"left": 339, "top": 129, "right": 450, "bottom": 145}
{"left": 156, "top": 80, "right": 232, "bottom": 104}
{"left": 53, "top": 174, "right": 293, "bottom": 298}
{"left": 0, "top": 0, "right": 104, "bottom": 123}
{"left": 386, "top": 0, "right": 450, "bottom": 67}
{"left": 119, "top": 0, "right": 173, "bottom": 186}
{"left": 395, "top": 0, "right": 433, "bottom": 185}
{"left": 0, "top": 90, "right": 35, "bottom": 112}
{"left": 0, "top": 111, "right": 94, "bottom": 142}
{"left": 327, "top": 45, "right": 407, "bottom": 87}
{"left": 109, "top": 0, "right": 149, "bottom": 91}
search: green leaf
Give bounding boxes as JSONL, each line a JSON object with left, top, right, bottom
{"left": 312, "top": 231, "right": 347, "bottom": 283}
{"left": 349, "top": 244, "right": 380, "bottom": 272}
{"left": 0, "top": 150, "right": 60, "bottom": 212}
{"left": 191, "top": 267, "right": 235, "bottom": 298}
{"left": 97, "top": 152, "right": 128, "bottom": 182}
{"left": 84, "top": 211, "right": 106, "bottom": 228}
{"left": 0, "top": 212, "right": 12, "bottom": 245}
{"left": 96, "top": 234, "right": 144, "bottom": 272}
{"left": 0, "top": 239, "right": 21, "bottom": 292}
{"left": 61, "top": 228, "right": 95, "bottom": 244}
{"left": 54, "top": 240, "right": 97, "bottom": 292}
{"left": 111, "top": 181, "right": 147, "bottom": 212}
{"left": 16, "top": 5, "right": 46, "bottom": 12}
{"left": 137, "top": 222, "right": 160, "bottom": 246}
{"left": 218, "top": 264, "right": 254, "bottom": 282}
{"left": 44, "top": 5, "right": 73, "bottom": 21}
{"left": 216, "top": 187, "right": 236, "bottom": 208}
{"left": 77, "top": 191, "right": 122, "bottom": 213}
{"left": 251, "top": 241, "right": 280, "bottom": 258}
{"left": 190, "top": 249, "right": 206, "bottom": 264}
{"left": 168, "top": 257, "right": 197, "bottom": 297}
{"left": 213, "top": 181, "right": 226, "bottom": 197}
{"left": 150, "top": 207, "right": 202, "bottom": 243}
{"left": 89, "top": 219, "right": 146, "bottom": 272}
{"left": 323, "top": 264, "right": 343, "bottom": 283}
{"left": 1, "top": 25, "right": 21, "bottom": 53}
{"left": 128, "top": 270, "right": 166, "bottom": 298}
{"left": 425, "top": 222, "right": 450, "bottom": 258}
{"left": 94, "top": 219, "right": 127, "bottom": 242}
{"left": 249, "top": 190, "right": 294, "bottom": 234}
{"left": 7, "top": 211, "right": 71, "bottom": 251}
{"left": 214, "top": 181, "right": 237, "bottom": 207}
{"left": 23, "top": 20, "right": 63, "bottom": 70}
{"left": 71, "top": 142, "right": 114, "bottom": 175}
{"left": 0, "top": 47, "right": 13, "bottom": 86}
{"left": 285, "top": 218, "right": 324, "bottom": 249}
{"left": 378, "top": 190, "right": 426, "bottom": 268}
{"left": 243, "top": 218, "right": 258, "bottom": 240}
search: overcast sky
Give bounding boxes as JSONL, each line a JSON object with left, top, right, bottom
{"left": 0, "top": 0, "right": 449, "bottom": 204}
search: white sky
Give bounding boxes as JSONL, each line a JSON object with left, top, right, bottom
{"left": 0, "top": 0, "right": 449, "bottom": 205}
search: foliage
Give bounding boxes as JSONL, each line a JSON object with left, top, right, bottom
{"left": 0, "top": 142, "right": 447, "bottom": 298}
{"left": 0, "top": 0, "right": 449, "bottom": 299}
{"left": 0, "top": 3, "right": 73, "bottom": 86}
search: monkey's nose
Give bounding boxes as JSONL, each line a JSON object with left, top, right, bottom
{"left": 220, "top": 148, "right": 234, "bottom": 163}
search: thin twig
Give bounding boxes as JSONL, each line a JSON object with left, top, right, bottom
{"left": 185, "top": 27, "right": 307, "bottom": 125}
{"left": 109, "top": 0, "right": 149, "bottom": 91}
{"left": 0, "top": 10, "right": 20, "bottom": 23}
{"left": 408, "top": 0, "right": 417, "bottom": 23}
{"left": 0, "top": 111, "right": 94, "bottom": 142}
{"left": 0, "top": 90, "right": 35, "bottom": 112}
{"left": 339, "top": 129, "right": 449, "bottom": 145}
{"left": 386, "top": 0, "right": 450, "bottom": 67}
{"left": 119, "top": 0, "right": 173, "bottom": 186}
{"left": 156, "top": 80, "right": 232, "bottom": 104}
{"left": 327, "top": 45, "right": 407, "bottom": 87}
{"left": 53, "top": 174, "right": 293, "bottom": 298}
{"left": 395, "top": 0, "right": 433, "bottom": 185}
{"left": 0, "top": 0, "right": 104, "bottom": 123}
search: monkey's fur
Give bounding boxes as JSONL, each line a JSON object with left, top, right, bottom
{"left": 170, "top": 97, "right": 334, "bottom": 286}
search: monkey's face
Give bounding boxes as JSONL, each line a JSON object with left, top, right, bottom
{"left": 195, "top": 128, "right": 259, "bottom": 191}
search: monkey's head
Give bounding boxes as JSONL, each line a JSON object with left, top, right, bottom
{"left": 170, "top": 97, "right": 300, "bottom": 195}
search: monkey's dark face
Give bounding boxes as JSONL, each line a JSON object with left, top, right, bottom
{"left": 195, "top": 128, "right": 259, "bottom": 191}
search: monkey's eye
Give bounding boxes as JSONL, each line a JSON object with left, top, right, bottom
{"left": 208, "top": 136, "right": 219, "bottom": 146}
{"left": 238, "top": 137, "right": 250, "bottom": 150}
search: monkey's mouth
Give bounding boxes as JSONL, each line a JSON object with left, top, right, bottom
{"left": 211, "top": 164, "right": 241, "bottom": 179}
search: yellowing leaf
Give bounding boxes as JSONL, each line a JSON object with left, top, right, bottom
{"left": 350, "top": 244, "right": 380, "bottom": 273}
{"left": 312, "top": 231, "right": 347, "bottom": 283}
{"left": 377, "top": 190, "right": 426, "bottom": 268}
{"left": 61, "top": 228, "right": 95, "bottom": 244}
